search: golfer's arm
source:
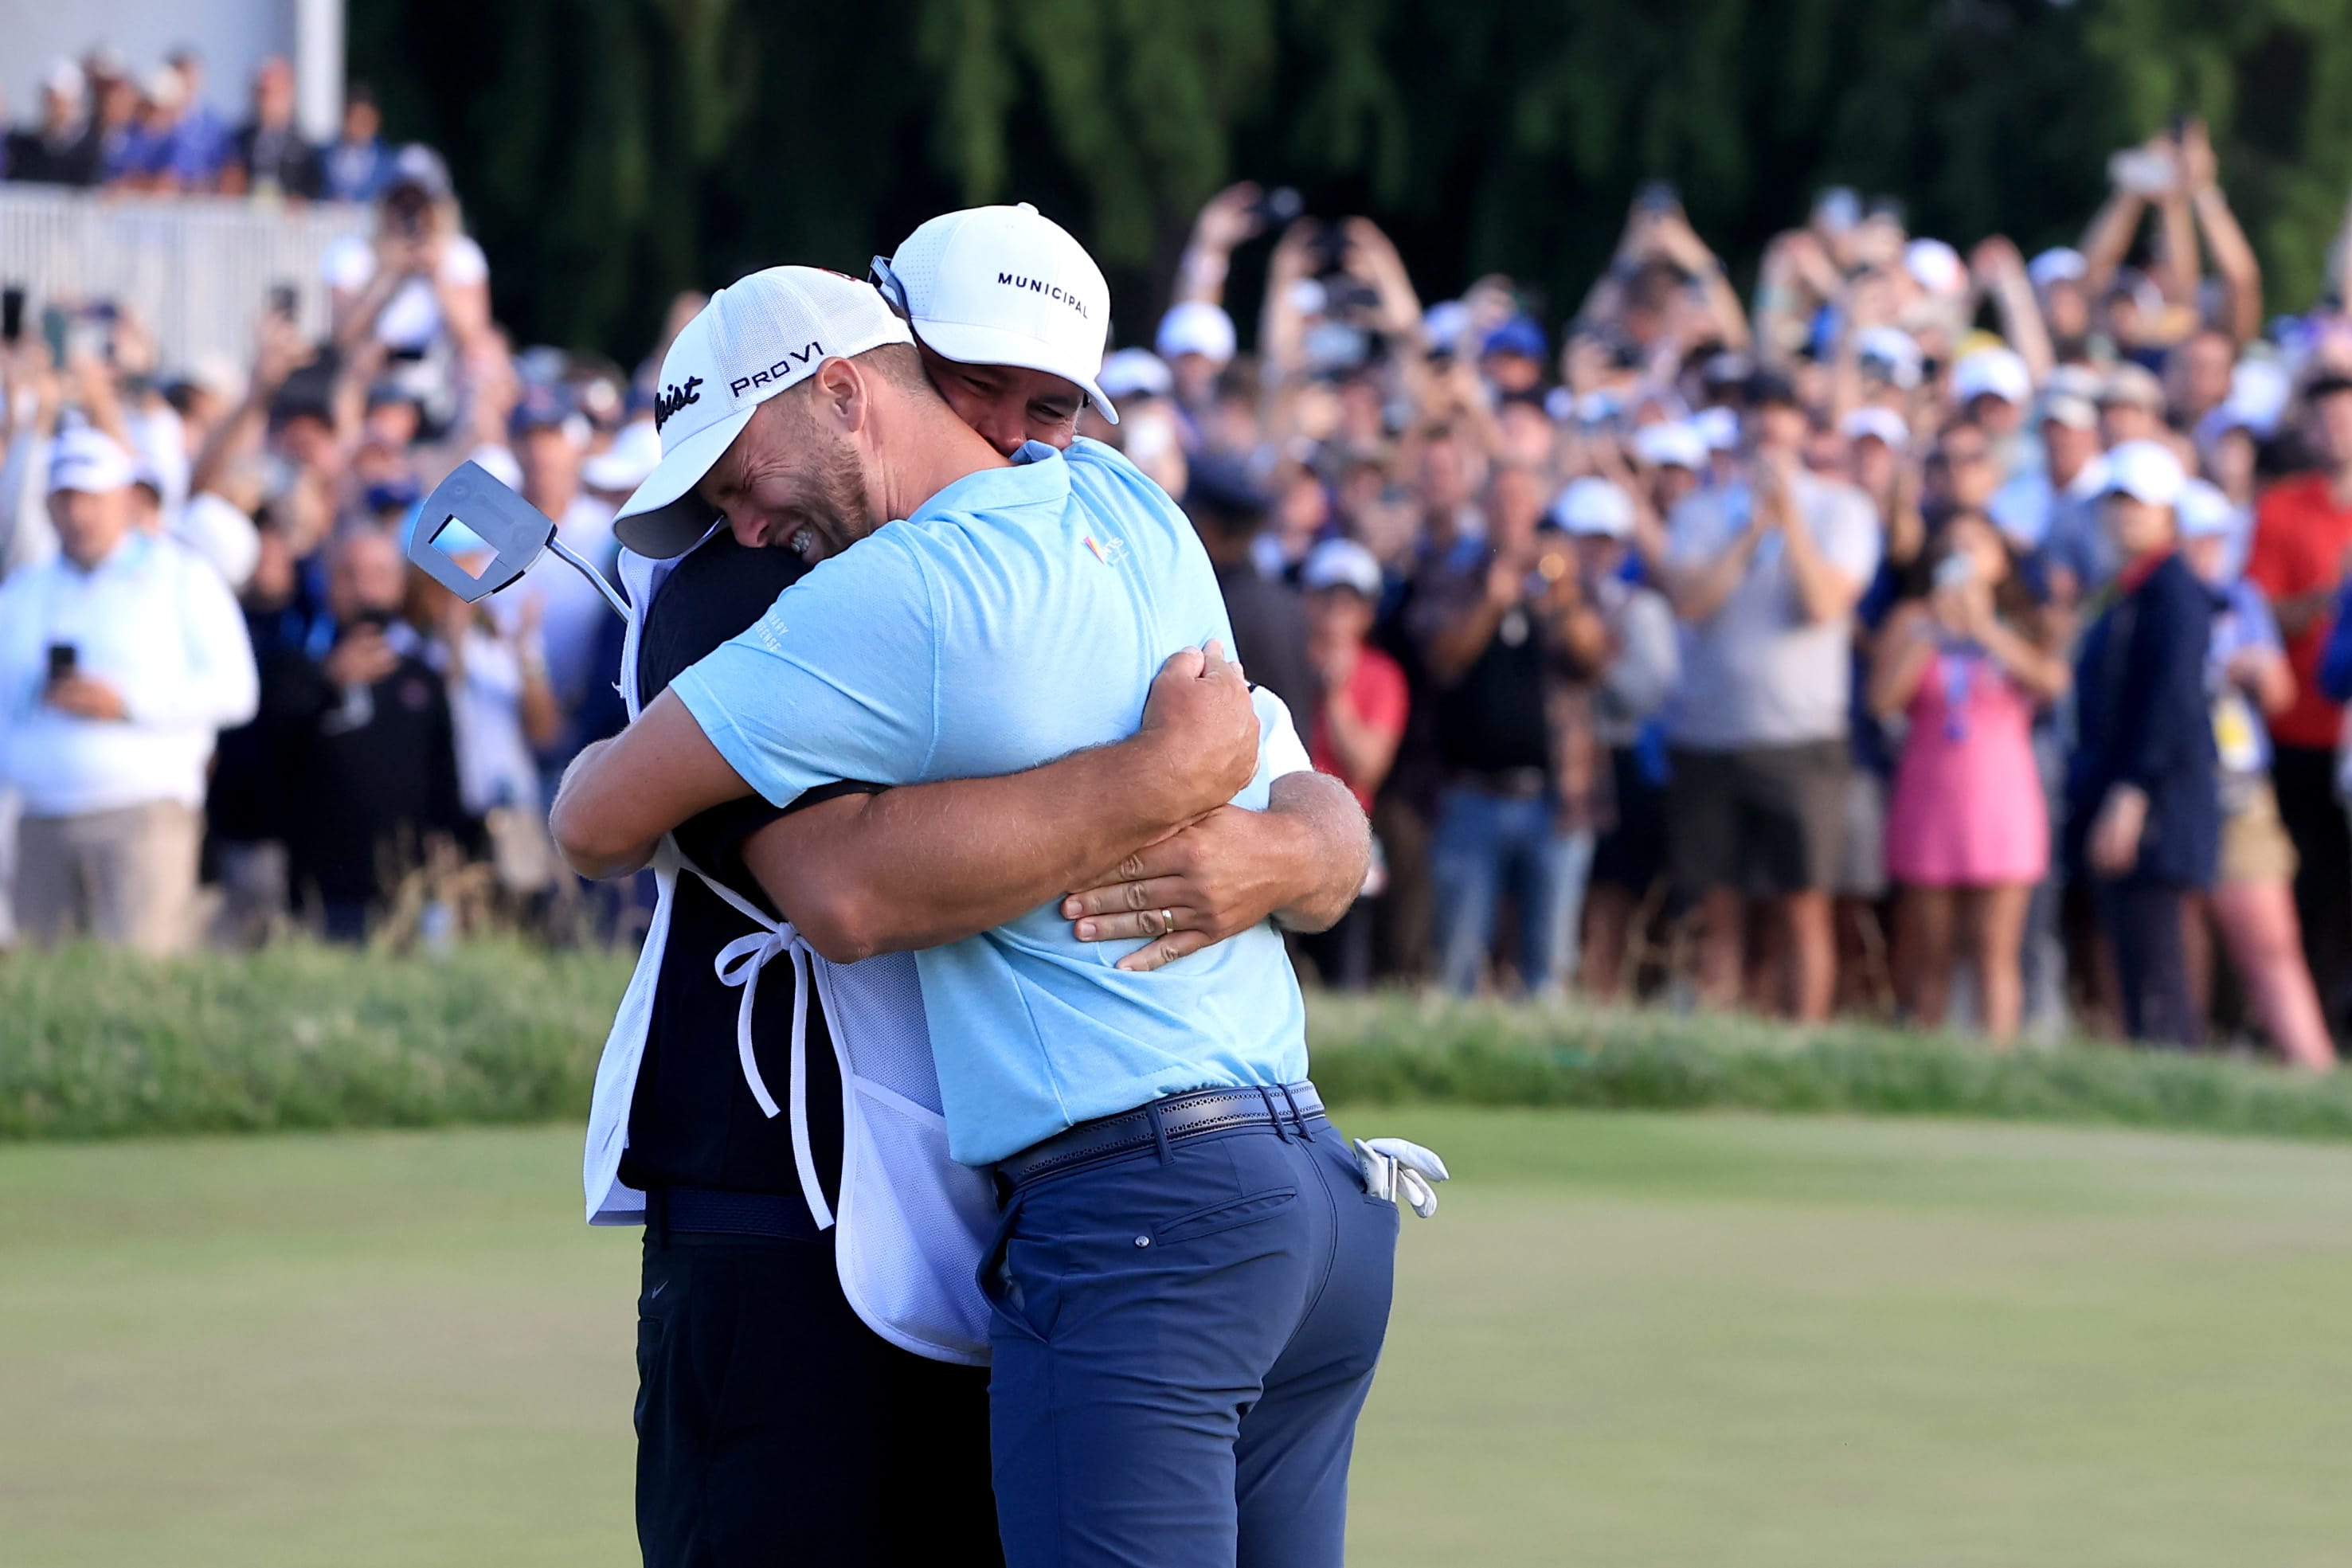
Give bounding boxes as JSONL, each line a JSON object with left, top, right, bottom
{"left": 739, "top": 737, "right": 1213, "bottom": 964}
{"left": 550, "top": 690, "right": 755, "bottom": 878}
{"left": 1258, "top": 770, "right": 1372, "bottom": 933}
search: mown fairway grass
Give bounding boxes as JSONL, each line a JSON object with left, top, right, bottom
{"left": 6, "top": 1107, "right": 2350, "bottom": 1567}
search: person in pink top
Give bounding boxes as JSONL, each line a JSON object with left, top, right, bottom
{"left": 1870, "top": 510, "right": 2072, "bottom": 1042}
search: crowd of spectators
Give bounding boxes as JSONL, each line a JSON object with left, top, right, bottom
{"left": 4, "top": 46, "right": 400, "bottom": 203}
{"left": 7, "top": 109, "right": 2352, "bottom": 1069}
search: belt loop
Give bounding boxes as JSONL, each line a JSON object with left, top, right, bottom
{"left": 1257, "top": 1085, "right": 1293, "bottom": 1143}
{"left": 1278, "top": 1082, "right": 1306, "bottom": 1136}
{"left": 1147, "top": 1097, "right": 1172, "bottom": 1166}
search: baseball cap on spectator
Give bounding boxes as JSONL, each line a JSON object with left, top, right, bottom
{"left": 612, "top": 265, "right": 914, "bottom": 559}
{"left": 1099, "top": 347, "right": 1174, "bottom": 402}
{"left": 1702, "top": 352, "right": 1754, "bottom": 391}
{"left": 1550, "top": 476, "right": 1635, "bottom": 538}
{"left": 1156, "top": 301, "right": 1237, "bottom": 368}
{"left": 1183, "top": 449, "right": 1271, "bottom": 520}
{"left": 581, "top": 418, "right": 663, "bottom": 494}
{"left": 1904, "top": 238, "right": 1967, "bottom": 295}
{"left": 1856, "top": 327, "right": 1923, "bottom": 389}
{"left": 2176, "top": 477, "right": 2234, "bottom": 539}
{"left": 2028, "top": 247, "right": 2088, "bottom": 290}
{"left": 364, "top": 478, "right": 423, "bottom": 515}
{"left": 2040, "top": 387, "right": 2098, "bottom": 431}
{"left": 1840, "top": 405, "right": 1909, "bottom": 451}
{"left": 1632, "top": 420, "right": 1708, "bottom": 471}
{"left": 44, "top": 58, "right": 84, "bottom": 100}
{"left": 2098, "top": 362, "right": 2166, "bottom": 412}
{"left": 1422, "top": 299, "right": 1472, "bottom": 356}
{"left": 509, "top": 385, "right": 573, "bottom": 438}
{"left": 1952, "top": 346, "right": 2031, "bottom": 409}
{"left": 144, "top": 65, "right": 184, "bottom": 109}
{"left": 389, "top": 143, "right": 454, "bottom": 201}
{"left": 48, "top": 427, "right": 136, "bottom": 495}
{"left": 1481, "top": 316, "right": 1546, "bottom": 363}
{"left": 1693, "top": 405, "right": 1740, "bottom": 452}
{"left": 2098, "top": 440, "right": 2186, "bottom": 507}
{"left": 876, "top": 202, "right": 1117, "bottom": 422}
{"left": 1743, "top": 366, "right": 1800, "bottom": 409}
{"left": 1301, "top": 538, "right": 1383, "bottom": 598}
{"left": 2226, "top": 358, "right": 2291, "bottom": 429}
{"left": 468, "top": 444, "right": 525, "bottom": 491}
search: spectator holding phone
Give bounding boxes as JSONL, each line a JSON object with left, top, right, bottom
{"left": 0, "top": 428, "right": 257, "bottom": 953}
{"left": 1662, "top": 369, "right": 1880, "bottom": 1020}
{"left": 1870, "top": 511, "right": 2069, "bottom": 1042}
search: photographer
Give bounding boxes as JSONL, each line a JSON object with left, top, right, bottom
{"left": 266, "top": 529, "right": 466, "bottom": 940}
{"left": 1411, "top": 458, "right": 1609, "bottom": 998}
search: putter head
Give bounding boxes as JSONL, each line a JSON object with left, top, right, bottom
{"left": 405, "top": 460, "right": 557, "bottom": 605}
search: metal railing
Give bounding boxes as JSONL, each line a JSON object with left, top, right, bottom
{"left": 0, "top": 188, "right": 370, "bottom": 370}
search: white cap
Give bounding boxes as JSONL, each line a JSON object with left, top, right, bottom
{"left": 2029, "top": 247, "right": 2088, "bottom": 290}
{"left": 879, "top": 203, "right": 1116, "bottom": 422}
{"left": 44, "top": 58, "right": 84, "bottom": 100}
{"left": 1099, "top": 347, "right": 1174, "bottom": 402}
{"left": 1840, "top": 405, "right": 1909, "bottom": 451}
{"left": 1301, "top": 537, "right": 1383, "bottom": 597}
{"left": 1855, "top": 326, "right": 1923, "bottom": 390}
{"left": 1156, "top": 301, "right": 1237, "bottom": 367}
{"left": 581, "top": 416, "right": 663, "bottom": 494}
{"left": 1693, "top": 405, "right": 1740, "bottom": 452}
{"left": 1953, "top": 346, "right": 2031, "bottom": 407}
{"left": 144, "top": 66, "right": 185, "bottom": 108}
{"left": 614, "top": 266, "right": 914, "bottom": 559}
{"left": 1905, "top": 238, "right": 1967, "bottom": 295}
{"left": 2177, "top": 477, "right": 2234, "bottom": 540}
{"left": 1630, "top": 420, "right": 1707, "bottom": 471}
{"left": 467, "top": 443, "right": 523, "bottom": 491}
{"left": 2099, "top": 440, "right": 2187, "bottom": 507}
{"left": 47, "top": 427, "right": 136, "bottom": 495}
{"left": 1550, "top": 476, "right": 1634, "bottom": 538}
{"left": 1422, "top": 299, "right": 1472, "bottom": 355}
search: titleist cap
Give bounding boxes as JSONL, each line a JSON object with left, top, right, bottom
{"left": 614, "top": 266, "right": 914, "bottom": 559}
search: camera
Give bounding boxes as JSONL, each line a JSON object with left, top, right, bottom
{"left": 1250, "top": 186, "right": 1303, "bottom": 229}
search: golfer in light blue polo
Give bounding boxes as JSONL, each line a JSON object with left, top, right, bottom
{"left": 550, "top": 264, "right": 1397, "bottom": 1568}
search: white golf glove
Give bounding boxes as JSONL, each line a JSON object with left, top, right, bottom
{"left": 1353, "top": 1136, "right": 1451, "bottom": 1218}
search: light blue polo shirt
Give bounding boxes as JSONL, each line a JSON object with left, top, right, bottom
{"left": 671, "top": 437, "right": 1309, "bottom": 1165}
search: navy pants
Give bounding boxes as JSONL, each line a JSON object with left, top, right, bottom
{"left": 984, "top": 1113, "right": 1399, "bottom": 1568}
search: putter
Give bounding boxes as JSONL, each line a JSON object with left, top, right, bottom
{"left": 405, "top": 459, "right": 632, "bottom": 621}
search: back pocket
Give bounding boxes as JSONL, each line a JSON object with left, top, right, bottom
{"left": 1153, "top": 1187, "right": 1297, "bottom": 1246}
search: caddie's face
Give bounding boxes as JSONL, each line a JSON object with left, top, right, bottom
{"left": 697, "top": 394, "right": 876, "bottom": 565}
{"left": 918, "top": 342, "right": 1086, "bottom": 456}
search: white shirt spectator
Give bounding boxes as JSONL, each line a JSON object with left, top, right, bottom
{"left": 525, "top": 495, "right": 620, "bottom": 710}
{"left": 321, "top": 232, "right": 491, "bottom": 354}
{"left": 0, "top": 530, "right": 259, "bottom": 815}
{"left": 436, "top": 624, "right": 542, "bottom": 817}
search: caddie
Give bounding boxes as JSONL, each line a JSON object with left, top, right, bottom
{"left": 585, "top": 207, "right": 1370, "bottom": 1568}
{"left": 554, "top": 263, "right": 1399, "bottom": 1568}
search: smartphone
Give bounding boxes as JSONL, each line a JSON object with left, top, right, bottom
{"left": 269, "top": 281, "right": 299, "bottom": 320}
{"left": 1249, "top": 186, "right": 1303, "bottom": 229}
{"left": 46, "top": 643, "right": 77, "bottom": 682}
{"left": 0, "top": 285, "right": 22, "bottom": 346}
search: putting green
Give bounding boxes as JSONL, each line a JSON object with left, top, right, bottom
{"left": 4, "top": 1109, "right": 2348, "bottom": 1566}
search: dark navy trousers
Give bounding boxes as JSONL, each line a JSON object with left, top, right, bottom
{"left": 984, "top": 1113, "right": 1399, "bottom": 1568}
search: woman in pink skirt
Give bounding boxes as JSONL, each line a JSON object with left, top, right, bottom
{"left": 1871, "top": 510, "right": 2072, "bottom": 1042}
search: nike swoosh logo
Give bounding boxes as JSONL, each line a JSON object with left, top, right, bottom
{"left": 648, "top": 1281, "right": 667, "bottom": 1300}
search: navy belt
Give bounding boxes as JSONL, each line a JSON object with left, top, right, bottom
{"left": 996, "top": 1081, "right": 1325, "bottom": 1190}
{"left": 651, "top": 1185, "right": 821, "bottom": 1241}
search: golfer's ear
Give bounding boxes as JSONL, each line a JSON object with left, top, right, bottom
{"left": 812, "top": 357, "right": 865, "bottom": 433}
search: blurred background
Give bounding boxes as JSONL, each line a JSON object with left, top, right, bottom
{"left": 9, "top": 2, "right": 2352, "bottom": 1566}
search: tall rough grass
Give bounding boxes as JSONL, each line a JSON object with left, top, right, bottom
{"left": 4, "top": 944, "right": 2350, "bottom": 1141}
